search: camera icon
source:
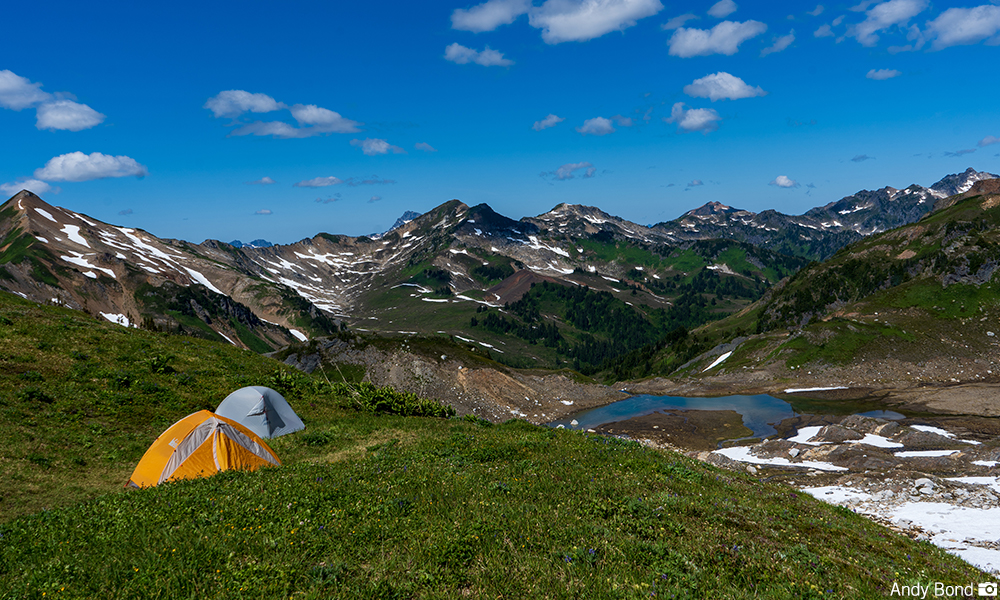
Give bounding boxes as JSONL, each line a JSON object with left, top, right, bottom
{"left": 980, "top": 582, "right": 999, "bottom": 597}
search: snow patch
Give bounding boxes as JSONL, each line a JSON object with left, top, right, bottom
{"left": 289, "top": 329, "right": 308, "bottom": 342}
{"left": 703, "top": 351, "right": 732, "bottom": 372}
{"left": 100, "top": 312, "right": 133, "bottom": 327}
{"left": 61, "top": 224, "right": 89, "bottom": 247}
{"left": 784, "top": 386, "right": 847, "bottom": 394}
{"left": 35, "top": 208, "right": 57, "bottom": 222}
{"left": 713, "top": 446, "right": 847, "bottom": 471}
{"left": 895, "top": 450, "right": 960, "bottom": 458}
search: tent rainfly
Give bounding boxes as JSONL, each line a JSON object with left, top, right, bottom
{"left": 127, "top": 410, "right": 280, "bottom": 488}
{"left": 215, "top": 386, "right": 305, "bottom": 440}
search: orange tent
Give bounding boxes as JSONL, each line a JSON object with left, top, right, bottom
{"left": 127, "top": 410, "right": 281, "bottom": 488}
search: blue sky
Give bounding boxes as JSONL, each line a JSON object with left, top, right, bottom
{"left": 2, "top": 0, "right": 999, "bottom": 243}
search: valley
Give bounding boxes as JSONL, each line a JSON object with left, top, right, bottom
{"left": 3, "top": 166, "right": 1000, "bottom": 589}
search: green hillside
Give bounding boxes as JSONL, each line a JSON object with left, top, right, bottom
{"left": 0, "top": 292, "right": 986, "bottom": 598}
{"left": 646, "top": 188, "right": 1000, "bottom": 376}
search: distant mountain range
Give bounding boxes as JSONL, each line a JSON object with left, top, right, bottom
{"left": 0, "top": 167, "right": 994, "bottom": 367}
{"left": 229, "top": 239, "right": 273, "bottom": 249}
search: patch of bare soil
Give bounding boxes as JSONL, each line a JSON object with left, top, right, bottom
{"left": 597, "top": 409, "right": 752, "bottom": 451}
{"left": 281, "top": 337, "right": 626, "bottom": 423}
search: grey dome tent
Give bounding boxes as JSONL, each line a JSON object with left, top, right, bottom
{"left": 215, "top": 386, "right": 305, "bottom": 439}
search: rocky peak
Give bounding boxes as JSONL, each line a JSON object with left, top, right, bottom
{"left": 929, "top": 167, "right": 999, "bottom": 198}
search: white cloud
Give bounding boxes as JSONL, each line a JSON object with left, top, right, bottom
{"left": 577, "top": 117, "right": 616, "bottom": 136}
{"left": 688, "top": 179, "right": 704, "bottom": 187}
{"left": 0, "top": 70, "right": 104, "bottom": 132}
{"left": 452, "top": 0, "right": 530, "bottom": 32}
{"left": 35, "top": 100, "right": 105, "bottom": 131}
{"left": 1, "top": 178, "right": 53, "bottom": 196}
{"left": 350, "top": 138, "right": 406, "bottom": 156}
{"left": 0, "top": 70, "right": 50, "bottom": 110}
{"left": 668, "top": 20, "right": 767, "bottom": 57}
{"left": 229, "top": 121, "right": 303, "bottom": 139}
{"left": 761, "top": 30, "right": 795, "bottom": 56}
{"left": 552, "top": 161, "right": 596, "bottom": 180}
{"left": 866, "top": 68, "right": 901, "bottom": 80}
{"left": 254, "top": 209, "right": 272, "bottom": 215}
{"left": 289, "top": 104, "right": 361, "bottom": 133}
{"left": 683, "top": 72, "right": 766, "bottom": 101}
{"left": 533, "top": 113, "right": 565, "bottom": 130}
{"left": 246, "top": 177, "right": 276, "bottom": 185}
{"left": 369, "top": 195, "right": 383, "bottom": 203}
{"left": 204, "top": 90, "right": 285, "bottom": 119}
{"left": 611, "top": 114, "right": 633, "bottom": 126}
{"left": 848, "top": 0, "right": 927, "bottom": 47}
{"left": 979, "top": 136, "right": 1000, "bottom": 148}
{"left": 444, "top": 43, "right": 514, "bottom": 66}
{"left": 415, "top": 142, "right": 438, "bottom": 152}
{"left": 925, "top": 5, "right": 1000, "bottom": 51}
{"left": 770, "top": 175, "right": 799, "bottom": 188}
{"left": 814, "top": 23, "right": 834, "bottom": 37}
{"left": 662, "top": 13, "right": 698, "bottom": 30}
{"left": 708, "top": 0, "right": 737, "bottom": 18}
{"left": 808, "top": 5, "right": 825, "bottom": 16}
{"left": 206, "top": 91, "right": 362, "bottom": 139}
{"left": 528, "top": 0, "right": 664, "bottom": 44}
{"left": 664, "top": 103, "right": 721, "bottom": 133}
{"left": 293, "top": 176, "right": 343, "bottom": 188}
{"left": 34, "top": 152, "right": 148, "bottom": 182}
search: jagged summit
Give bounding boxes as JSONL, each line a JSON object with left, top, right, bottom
{"left": 929, "top": 167, "right": 999, "bottom": 198}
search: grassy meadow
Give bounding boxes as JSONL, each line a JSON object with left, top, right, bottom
{"left": 0, "top": 292, "right": 988, "bottom": 599}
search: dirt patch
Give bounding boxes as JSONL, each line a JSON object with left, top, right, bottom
{"left": 284, "top": 338, "right": 626, "bottom": 424}
{"left": 597, "top": 409, "right": 752, "bottom": 451}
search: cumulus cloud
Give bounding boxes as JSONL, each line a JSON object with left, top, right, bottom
{"left": 808, "top": 5, "right": 825, "bottom": 16}
{"left": 924, "top": 5, "right": 1000, "bottom": 51}
{"left": 444, "top": 43, "right": 514, "bottom": 66}
{"left": 415, "top": 142, "right": 438, "bottom": 152}
{"left": 851, "top": 154, "right": 875, "bottom": 162}
{"left": 866, "top": 68, "right": 901, "bottom": 80}
{"left": 549, "top": 161, "right": 597, "bottom": 180}
{"left": 814, "top": 23, "right": 834, "bottom": 37}
{"left": 315, "top": 194, "right": 341, "bottom": 204}
{"left": 246, "top": 176, "right": 276, "bottom": 185}
{"left": 708, "top": 0, "right": 737, "bottom": 18}
{"left": 848, "top": 0, "right": 927, "bottom": 47}
{"left": 687, "top": 179, "right": 704, "bottom": 187}
{"left": 368, "top": 196, "right": 383, "bottom": 203}
{"left": 769, "top": 175, "right": 799, "bottom": 188}
{"left": 34, "top": 99, "right": 105, "bottom": 131}
{"left": 662, "top": 13, "right": 698, "bottom": 30}
{"left": 289, "top": 104, "right": 361, "bottom": 133}
{"left": 528, "top": 0, "right": 664, "bottom": 44}
{"left": 683, "top": 72, "right": 766, "bottom": 101}
{"left": 979, "top": 136, "right": 1000, "bottom": 148}
{"left": 0, "top": 178, "right": 53, "bottom": 196}
{"left": 0, "top": 69, "right": 105, "bottom": 131}
{"left": 611, "top": 114, "right": 633, "bottom": 126}
{"left": 452, "top": 0, "right": 530, "bottom": 32}
{"left": 533, "top": 113, "right": 565, "bottom": 131}
{"left": 0, "top": 70, "right": 50, "bottom": 110}
{"left": 761, "top": 30, "right": 795, "bottom": 56}
{"left": 350, "top": 138, "right": 407, "bottom": 156}
{"left": 254, "top": 209, "right": 272, "bottom": 215}
{"left": 664, "top": 102, "right": 721, "bottom": 133}
{"left": 34, "top": 152, "right": 147, "bottom": 182}
{"left": 668, "top": 20, "right": 767, "bottom": 57}
{"left": 294, "top": 176, "right": 343, "bottom": 188}
{"left": 944, "top": 148, "right": 977, "bottom": 157}
{"left": 205, "top": 90, "right": 361, "bottom": 138}
{"left": 204, "top": 90, "right": 285, "bottom": 119}
{"left": 577, "top": 117, "right": 616, "bottom": 136}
